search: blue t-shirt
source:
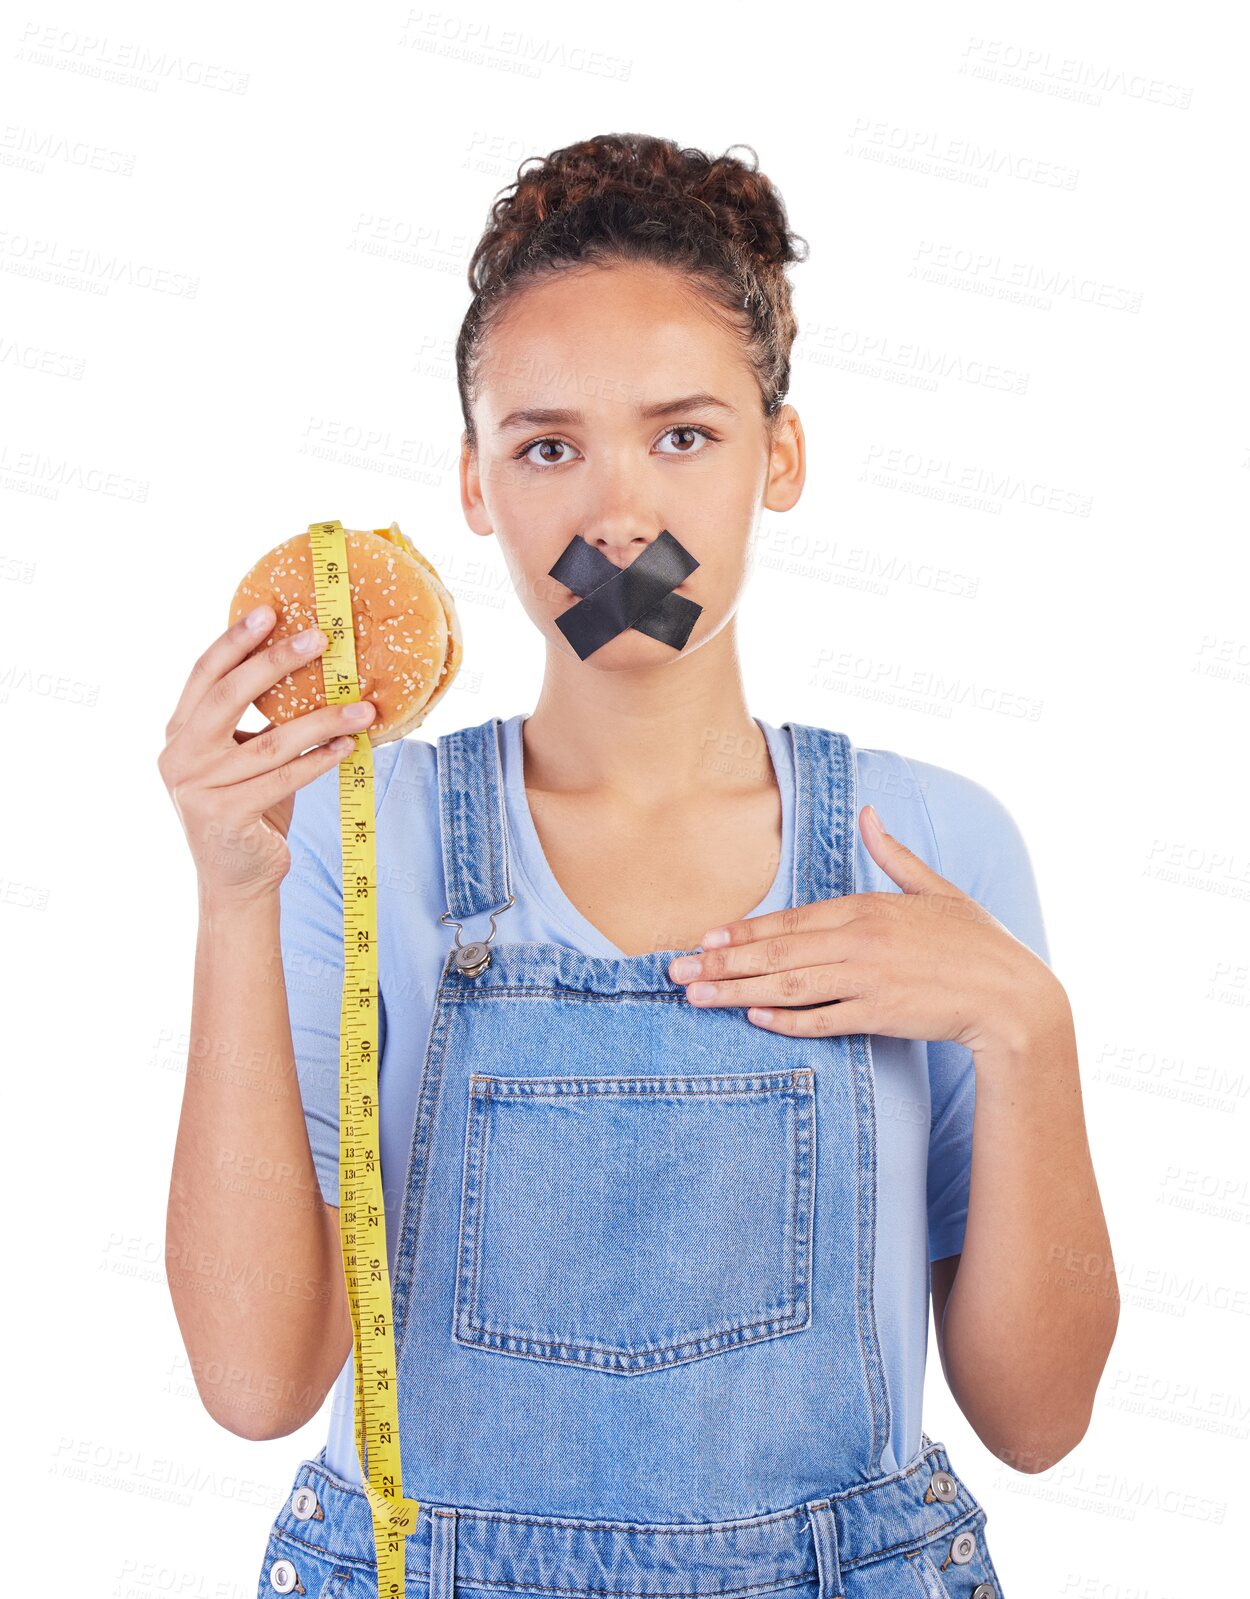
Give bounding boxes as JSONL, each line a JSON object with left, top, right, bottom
{"left": 279, "top": 713, "right": 1050, "bottom": 1481}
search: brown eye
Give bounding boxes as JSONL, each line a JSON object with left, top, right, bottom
{"left": 518, "top": 437, "right": 578, "bottom": 467}
{"left": 655, "top": 426, "right": 715, "bottom": 456}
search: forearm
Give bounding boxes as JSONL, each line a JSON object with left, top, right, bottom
{"left": 164, "top": 889, "right": 351, "bottom": 1440}
{"left": 939, "top": 988, "right": 1120, "bottom": 1471}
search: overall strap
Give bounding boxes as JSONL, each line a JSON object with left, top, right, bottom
{"left": 786, "top": 721, "right": 889, "bottom": 1472}
{"left": 783, "top": 724, "right": 858, "bottom": 908}
{"left": 436, "top": 717, "right": 513, "bottom": 922}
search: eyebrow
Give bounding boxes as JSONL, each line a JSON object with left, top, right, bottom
{"left": 495, "top": 392, "right": 739, "bottom": 432}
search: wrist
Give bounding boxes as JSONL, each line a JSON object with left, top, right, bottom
{"left": 974, "top": 972, "right": 1074, "bottom": 1068}
{"left": 197, "top": 882, "right": 283, "bottom": 926}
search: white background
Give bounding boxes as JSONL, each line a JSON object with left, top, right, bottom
{"left": 3, "top": 1, "right": 1247, "bottom": 1592}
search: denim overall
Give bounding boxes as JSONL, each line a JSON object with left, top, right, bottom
{"left": 256, "top": 717, "right": 1005, "bottom": 1599}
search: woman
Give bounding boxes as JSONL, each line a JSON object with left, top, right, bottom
{"left": 162, "top": 133, "right": 1118, "bottom": 1598}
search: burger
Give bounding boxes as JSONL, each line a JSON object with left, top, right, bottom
{"left": 228, "top": 522, "right": 462, "bottom": 745}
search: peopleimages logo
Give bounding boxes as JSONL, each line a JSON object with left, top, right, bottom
{"left": 959, "top": 37, "right": 1193, "bottom": 110}
{"left": 845, "top": 117, "right": 1080, "bottom": 190}
{"left": 0, "top": 231, "right": 198, "bottom": 298}
{"left": 14, "top": 23, "right": 250, "bottom": 94}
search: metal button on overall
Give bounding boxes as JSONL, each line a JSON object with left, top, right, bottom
{"left": 290, "top": 1485, "right": 321, "bottom": 1520}
{"left": 949, "top": 1529, "right": 978, "bottom": 1563}
{"left": 927, "top": 1468, "right": 958, "bottom": 1503}
{"left": 972, "top": 1586, "right": 996, "bottom": 1599}
{"left": 268, "top": 1557, "right": 300, "bottom": 1592}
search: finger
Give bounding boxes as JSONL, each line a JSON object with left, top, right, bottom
{"left": 744, "top": 1000, "right": 876, "bottom": 1038}
{"left": 860, "top": 806, "right": 957, "bottom": 896}
{"left": 697, "top": 895, "right": 888, "bottom": 955}
{"left": 233, "top": 720, "right": 277, "bottom": 745}
{"left": 675, "top": 928, "right": 843, "bottom": 986}
{"left": 216, "top": 731, "right": 361, "bottom": 815}
{"left": 684, "top": 908, "right": 901, "bottom": 978}
{"left": 166, "top": 605, "right": 277, "bottom": 739}
{"left": 681, "top": 961, "right": 859, "bottom": 1010}
{"left": 213, "top": 702, "right": 376, "bottom": 785}
{"left": 183, "top": 623, "right": 329, "bottom": 747}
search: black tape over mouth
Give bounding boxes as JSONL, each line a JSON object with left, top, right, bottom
{"left": 548, "top": 530, "right": 703, "bottom": 661}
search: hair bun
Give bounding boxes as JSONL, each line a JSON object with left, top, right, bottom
{"left": 470, "top": 133, "right": 807, "bottom": 293}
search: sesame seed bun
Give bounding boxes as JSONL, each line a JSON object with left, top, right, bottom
{"left": 228, "top": 523, "right": 462, "bottom": 746}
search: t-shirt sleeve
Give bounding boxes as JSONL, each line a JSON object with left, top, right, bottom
{"left": 277, "top": 745, "right": 401, "bottom": 1208}
{"left": 899, "top": 756, "right": 1053, "bottom": 1263}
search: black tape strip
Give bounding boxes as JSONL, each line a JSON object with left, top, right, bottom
{"left": 549, "top": 535, "right": 700, "bottom": 651}
{"left": 548, "top": 530, "right": 703, "bottom": 661}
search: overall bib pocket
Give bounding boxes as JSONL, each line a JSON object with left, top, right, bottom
{"left": 452, "top": 1068, "right": 816, "bottom": 1374}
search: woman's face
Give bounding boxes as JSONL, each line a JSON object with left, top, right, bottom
{"left": 460, "top": 259, "right": 804, "bottom": 671}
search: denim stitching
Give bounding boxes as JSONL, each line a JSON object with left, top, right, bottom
{"left": 273, "top": 1521, "right": 818, "bottom": 1599}
{"left": 903, "top": 1548, "right": 946, "bottom": 1599}
{"left": 296, "top": 1461, "right": 817, "bottom": 1529}
{"left": 274, "top": 1448, "right": 979, "bottom": 1578}
{"left": 838, "top": 728, "right": 876, "bottom": 1472}
{"left": 290, "top": 1447, "right": 959, "bottom": 1529}
{"left": 444, "top": 988, "right": 691, "bottom": 1002}
{"left": 468, "top": 724, "right": 490, "bottom": 915}
{"left": 838, "top": 1504, "right": 982, "bottom": 1571}
{"left": 268, "top": 1506, "right": 982, "bottom": 1591}
{"left": 817, "top": 725, "right": 888, "bottom": 1477}
{"left": 461, "top": 1074, "right": 491, "bottom": 1340}
{"left": 485, "top": 717, "right": 509, "bottom": 908}
{"left": 437, "top": 1579, "right": 812, "bottom": 1599}
{"left": 790, "top": 1069, "right": 814, "bottom": 1344}
{"left": 468, "top": 1072, "right": 812, "bottom": 1096}
{"left": 437, "top": 731, "right": 456, "bottom": 919}
{"left": 453, "top": 1315, "right": 814, "bottom": 1371}
{"left": 781, "top": 722, "right": 799, "bottom": 908}
{"left": 851, "top": 731, "right": 892, "bottom": 1472}
{"left": 494, "top": 717, "right": 515, "bottom": 907}
{"left": 433, "top": 1576, "right": 815, "bottom": 1599}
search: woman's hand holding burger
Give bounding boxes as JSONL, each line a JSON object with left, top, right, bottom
{"left": 159, "top": 522, "right": 461, "bottom": 907}
{"left": 157, "top": 604, "right": 375, "bottom": 906}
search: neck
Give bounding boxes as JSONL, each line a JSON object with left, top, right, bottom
{"left": 520, "top": 624, "right": 770, "bottom": 808}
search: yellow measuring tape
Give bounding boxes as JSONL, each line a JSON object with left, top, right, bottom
{"left": 308, "top": 518, "right": 421, "bottom": 1599}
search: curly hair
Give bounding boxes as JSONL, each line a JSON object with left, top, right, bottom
{"left": 456, "top": 132, "right": 809, "bottom": 451}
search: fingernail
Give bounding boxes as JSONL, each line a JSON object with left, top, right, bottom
{"left": 865, "top": 804, "right": 882, "bottom": 830}
{"left": 292, "top": 628, "right": 325, "bottom": 654}
{"left": 701, "top": 928, "right": 729, "bottom": 948}
{"left": 245, "top": 604, "right": 272, "bottom": 631}
{"left": 342, "top": 701, "right": 374, "bottom": 722}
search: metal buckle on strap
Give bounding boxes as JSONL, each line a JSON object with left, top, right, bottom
{"left": 439, "top": 896, "right": 515, "bottom": 978}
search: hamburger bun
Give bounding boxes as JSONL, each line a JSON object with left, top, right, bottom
{"left": 228, "top": 522, "right": 462, "bottom": 746}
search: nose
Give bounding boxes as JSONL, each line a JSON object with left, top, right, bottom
{"left": 588, "top": 534, "right": 655, "bottom": 571}
{"left": 560, "top": 530, "right": 695, "bottom": 594}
